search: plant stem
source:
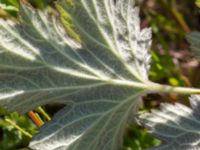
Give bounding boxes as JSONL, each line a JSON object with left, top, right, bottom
{"left": 110, "top": 79, "right": 200, "bottom": 95}
{"left": 107, "top": 80, "right": 200, "bottom": 94}
{"left": 170, "top": 0, "right": 190, "bottom": 33}
{"left": 159, "top": 0, "right": 190, "bottom": 33}
{"left": 171, "top": 8, "right": 190, "bottom": 33}
{"left": 148, "top": 82, "right": 200, "bottom": 95}
{"left": 5, "top": 118, "right": 32, "bottom": 138}
{"left": 36, "top": 106, "right": 51, "bottom": 121}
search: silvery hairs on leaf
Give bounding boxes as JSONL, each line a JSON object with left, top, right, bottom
{"left": 187, "top": 31, "right": 200, "bottom": 59}
{"left": 0, "top": 0, "right": 153, "bottom": 149}
{"left": 139, "top": 95, "right": 200, "bottom": 150}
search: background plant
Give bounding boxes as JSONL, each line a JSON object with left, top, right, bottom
{"left": 0, "top": 0, "right": 199, "bottom": 150}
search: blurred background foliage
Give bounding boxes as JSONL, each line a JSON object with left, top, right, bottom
{"left": 0, "top": 0, "right": 200, "bottom": 149}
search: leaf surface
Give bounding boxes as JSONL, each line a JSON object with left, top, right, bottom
{"left": 0, "top": 0, "right": 152, "bottom": 149}
{"left": 139, "top": 95, "right": 200, "bottom": 150}
{"left": 187, "top": 31, "right": 200, "bottom": 59}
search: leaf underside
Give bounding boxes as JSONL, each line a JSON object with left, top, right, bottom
{"left": 0, "top": 0, "right": 152, "bottom": 150}
{"left": 139, "top": 95, "right": 200, "bottom": 150}
{"left": 187, "top": 31, "right": 200, "bottom": 59}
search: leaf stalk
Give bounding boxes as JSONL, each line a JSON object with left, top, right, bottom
{"left": 147, "top": 83, "right": 200, "bottom": 95}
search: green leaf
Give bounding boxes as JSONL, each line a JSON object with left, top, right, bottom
{"left": 0, "top": 0, "right": 153, "bottom": 149}
{"left": 196, "top": 0, "right": 200, "bottom": 8}
{"left": 0, "top": 3, "right": 18, "bottom": 12}
{"left": 139, "top": 95, "right": 200, "bottom": 150}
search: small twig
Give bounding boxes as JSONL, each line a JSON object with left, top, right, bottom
{"left": 36, "top": 106, "right": 51, "bottom": 121}
{"left": 171, "top": 0, "right": 190, "bottom": 33}
{"left": 5, "top": 118, "right": 32, "bottom": 138}
{"left": 171, "top": 8, "right": 191, "bottom": 33}
{"left": 159, "top": 0, "right": 190, "bottom": 33}
{"left": 28, "top": 111, "right": 44, "bottom": 127}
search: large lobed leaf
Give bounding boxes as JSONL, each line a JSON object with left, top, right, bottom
{"left": 0, "top": 0, "right": 153, "bottom": 149}
{"left": 139, "top": 95, "right": 200, "bottom": 150}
